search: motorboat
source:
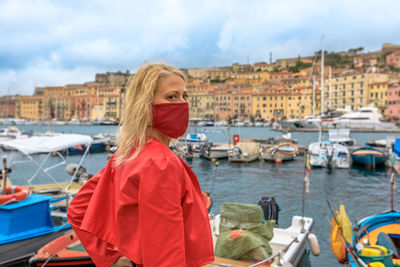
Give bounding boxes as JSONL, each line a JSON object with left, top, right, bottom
{"left": 0, "top": 126, "right": 32, "bottom": 142}
{"left": 0, "top": 192, "right": 71, "bottom": 265}
{"left": 67, "top": 135, "right": 110, "bottom": 154}
{"left": 0, "top": 133, "right": 93, "bottom": 204}
{"left": 262, "top": 142, "right": 298, "bottom": 162}
{"left": 208, "top": 202, "right": 317, "bottom": 267}
{"left": 328, "top": 106, "right": 396, "bottom": 130}
{"left": 29, "top": 229, "right": 93, "bottom": 267}
{"left": 214, "top": 121, "right": 228, "bottom": 127}
{"left": 179, "top": 131, "right": 207, "bottom": 145}
{"left": 201, "top": 143, "right": 233, "bottom": 160}
{"left": 351, "top": 147, "right": 387, "bottom": 168}
{"left": 233, "top": 121, "right": 246, "bottom": 127}
{"left": 366, "top": 136, "right": 396, "bottom": 148}
{"left": 228, "top": 141, "right": 260, "bottom": 163}
{"left": 308, "top": 141, "right": 350, "bottom": 168}
{"left": 328, "top": 129, "right": 356, "bottom": 146}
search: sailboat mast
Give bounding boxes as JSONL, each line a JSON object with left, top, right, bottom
{"left": 328, "top": 66, "right": 332, "bottom": 110}
{"left": 320, "top": 35, "right": 325, "bottom": 115}
{"left": 312, "top": 76, "right": 316, "bottom": 117}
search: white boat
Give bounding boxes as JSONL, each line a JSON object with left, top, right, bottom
{"left": 328, "top": 129, "right": 356, "bottom": 146}
{"left": 0, "top": 126, "right": 32, "bottom": 141}
{"left": 326, "top": 106, "right": 396, "bottom": 129}
{"left": 228, "top": 141, "right": 260, "bottom": 163}
{"left": 0, "top": 133, "right": 93, "bottom": 201}
{"left": 214, "top": 121, "right": 228, "bottom": 127}
{"left": 262, "top": 143, "right": 298, "bottom": 162}
{"left": 201, "top": 143, "right": 233, "bottom": 160}
{"left": 366, "top": 136, "right": 396, "bottom": 148}
{"left": 179, "top": 131, "right": 207, "bottom": 145}
{"left": 196, "top": 121, "right": 207, "bottom": 126}
{"left": 308, "top": 141, "right": 350, "bottom": 168}
{"left": 234, "top": 121, "right": 246, "bottom": 127}
{"left": 209, "top": 214, "right": 315, "bottom": 267}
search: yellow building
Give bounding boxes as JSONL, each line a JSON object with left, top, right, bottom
{"left": 16, "top": 95, "right": 44, "bottom": 121}
{"left": 324, "top": 71, "right": 389, "bottom": 112}
{"left": 234, "top": 72, "right": 270, "bottom": 86}
{"left": 251, "top": 85, "right": 319, "bottom": 120}
{"left": 368, "top": 81, "right": 388, "bottom": 116}
{"left": 189, "top": 92, "right": 215, "bottom": 121}
{"left": 54, "top": 96, "right": 74, "bottom": 121}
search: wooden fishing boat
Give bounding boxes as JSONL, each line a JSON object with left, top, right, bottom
{"left": 228, "top": 141, "right": 260, "bottom": 163}
{"left": 201, "top": 143, "right": 233, "bottom": 160}
{"left": 29, "top": 230, "right": 94, "bottom": 267}
{"left": 351, "top": 147, "right": 387, "bottom": 168}
{"left": 347, "top": 210, "right": 400, "bottom": 267}
{"left": 0, "top": 193, "right": 71, "bottom": 266}
{"left": 262, "top": 142, "right": 298, "bottom": 162}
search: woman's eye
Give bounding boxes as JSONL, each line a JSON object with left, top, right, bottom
{"left": 183, "top": 94, "right": 188, "bottom": 100}
{"left": 168, "top": 95, "right": 176, "bottom": 100}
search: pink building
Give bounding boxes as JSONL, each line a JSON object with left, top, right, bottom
{"left": 386, "top": 50, "right": 400, "bottom": 69}
{"left": 388, "top": 83, "right": 400, "bottom": 121}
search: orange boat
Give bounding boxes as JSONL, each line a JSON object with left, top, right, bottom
{"left": 29, "top": 230, "right": 93, "bottom": 267}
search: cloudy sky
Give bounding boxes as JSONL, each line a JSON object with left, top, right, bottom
{"left": 1, "top": 0, "right": 399, "bottom": 96}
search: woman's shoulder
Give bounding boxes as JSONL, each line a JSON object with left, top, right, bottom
{"left": 133, "top": 138, "right": 182, "bottom": 169}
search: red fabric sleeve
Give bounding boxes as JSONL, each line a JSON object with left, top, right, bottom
{"left": 137, "top": 157, "right": 187, "bottom": 266}
{"left": 68, "top": 167, "right": 122, "bottom": 267}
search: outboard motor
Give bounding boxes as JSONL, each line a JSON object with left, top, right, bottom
{"left": 66, "top": 164, "right": 87, "bottom": 181}
{"left": 257, "top": 196, "right": 280, "bottom": 225}
{"left": 326, "top": 145, "right": 334, "bottom": 169}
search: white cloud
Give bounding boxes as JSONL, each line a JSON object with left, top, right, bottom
{"left": 0, "top": 0, "right": 400, "bottom": 95}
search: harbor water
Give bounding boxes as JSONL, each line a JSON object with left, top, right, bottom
{"left": 3, "top": 124, "right": 400, "bottom": 267}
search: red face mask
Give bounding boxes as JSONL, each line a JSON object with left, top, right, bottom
{"left": 152, "top": 102, "right": 189, "bottom": 138}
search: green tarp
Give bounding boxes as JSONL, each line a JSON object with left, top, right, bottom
{"left": 215, "top": 202, "right": 275, "bottom": 261}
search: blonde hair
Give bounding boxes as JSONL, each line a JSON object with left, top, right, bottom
{"left": 115, "top": 63, "right": 185, "bottom": 165}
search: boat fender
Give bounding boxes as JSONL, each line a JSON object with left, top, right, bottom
{"left": 275, "top": 158, "right": 282, "bottom": 164}
{"left": 307, "top": 233, "right": 321, "bottom": 256}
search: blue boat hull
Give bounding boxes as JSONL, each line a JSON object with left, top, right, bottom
{"left": 351, "top": 147, "right": 387, "bottom": 167}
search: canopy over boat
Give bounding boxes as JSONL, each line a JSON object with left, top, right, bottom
{"left": 0, "top": 133, "right": 92, "bottom": 155}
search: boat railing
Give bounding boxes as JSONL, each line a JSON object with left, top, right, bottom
{"left": 248, "top": 237, "right": 299, "bottom": 267}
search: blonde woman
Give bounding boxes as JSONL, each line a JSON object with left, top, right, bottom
{"left": 67, "top": 63, "right": 214, "bottom": 267}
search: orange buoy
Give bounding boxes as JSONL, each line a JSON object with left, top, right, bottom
{"left": 275, "top": 158, "right": 282, "bottom": 164}
{"left": 0, "top": 186, "right": 30, "bottom": 205}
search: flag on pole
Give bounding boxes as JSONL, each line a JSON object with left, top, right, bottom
{"left": 390, "top": 153, "right": 397, "bottom": 189}
{"left": 304, "top": 154, "right": 311, "bottom": 193}
{"left": 390, "top": 152, "right": 397, "bottom": 168}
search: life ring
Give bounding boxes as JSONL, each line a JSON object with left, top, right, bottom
{"left": 0, "top": 186, "right": 31, "bottom": 205}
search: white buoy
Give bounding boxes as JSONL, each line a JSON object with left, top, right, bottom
{"left": 308, "top": 233, "right": 321, "bottom": 256}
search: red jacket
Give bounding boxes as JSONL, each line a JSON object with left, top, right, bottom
{"left": 67, "top": 138, "right": 214, "bottom": 267}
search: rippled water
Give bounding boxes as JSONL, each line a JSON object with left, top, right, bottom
{"left": 3, "top": 124, "right": 400, "bottom": 266}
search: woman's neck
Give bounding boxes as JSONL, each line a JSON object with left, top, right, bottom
{"left": 149, "top": 128, "right": 170, "bottom": 146}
